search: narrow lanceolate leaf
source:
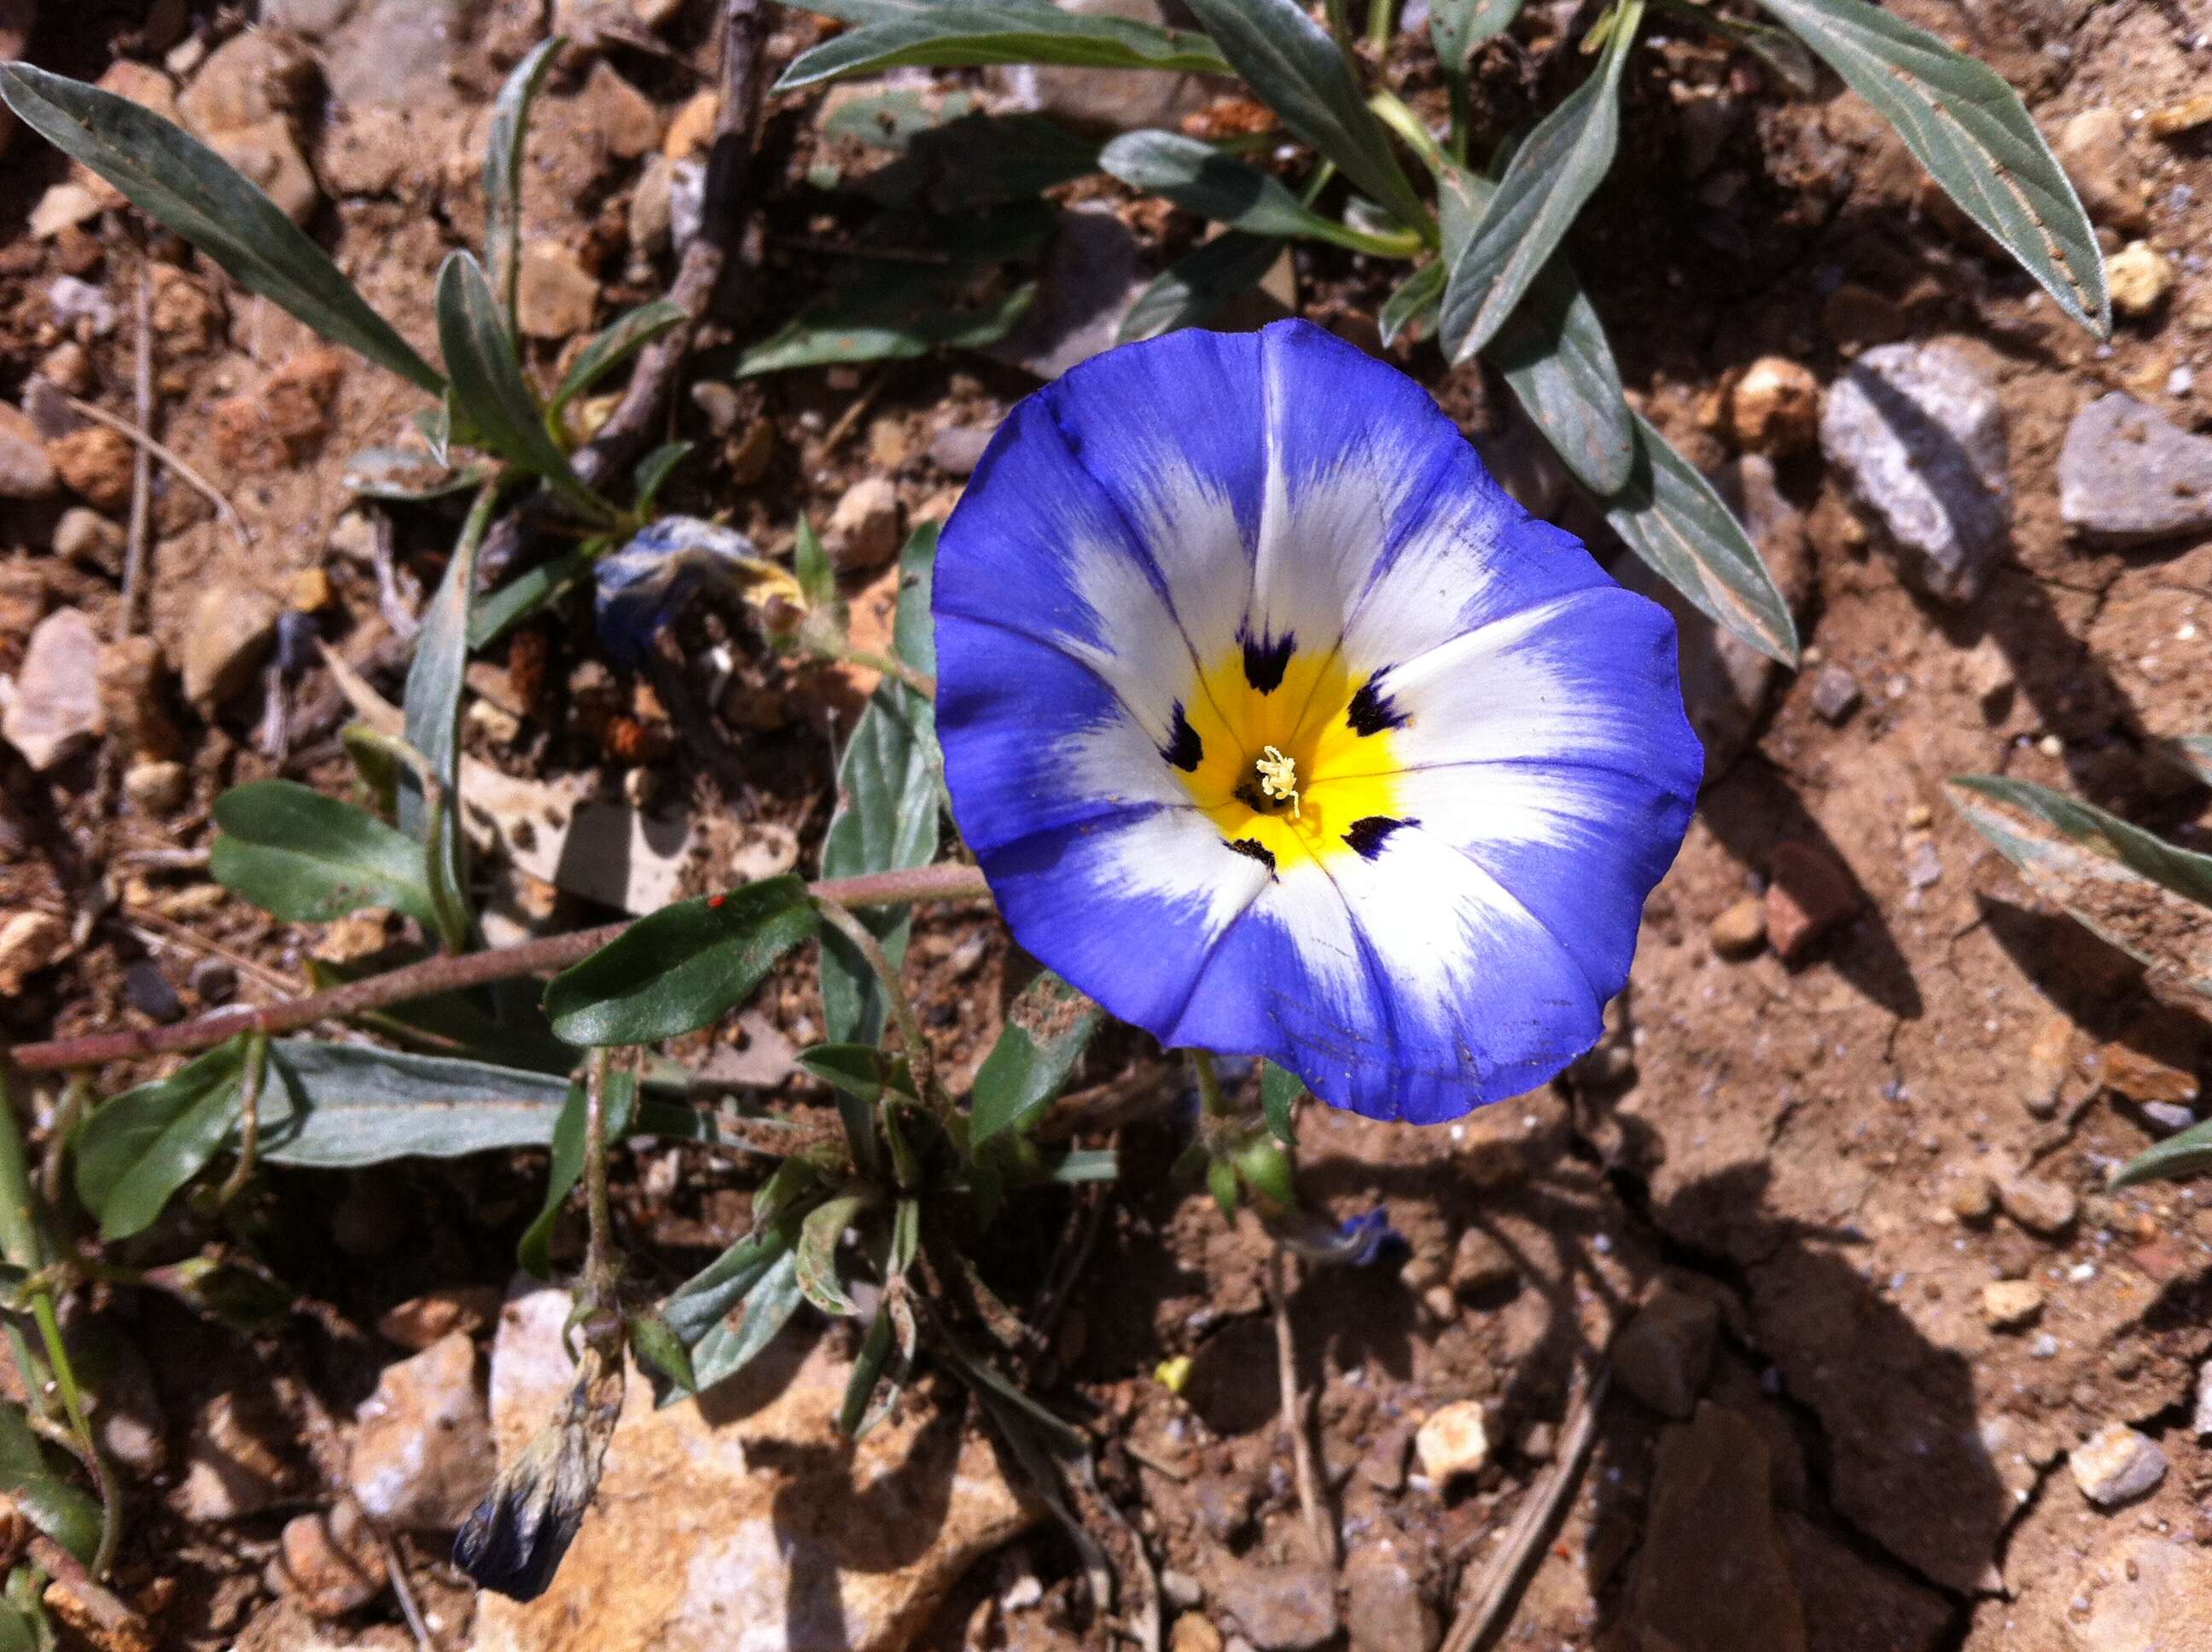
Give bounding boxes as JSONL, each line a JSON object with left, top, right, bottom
{"left": 1603, "top": 413, "right": 1799, "bottom": 666}
{"left": 970, "top": 974, "right": 1103, "bottom": 1147}
{"left": 795, "top": 1193, "right": 870, "bottom": 1317}
{"left": 210, "top": 780, "right": 440, "bottom": 929}
{"left": 550, "top": 300, "right": 689, "bottom": 418}
{"left": 821, "top": 528, "right": 943, "bottom": 1044}
{"left": 0, "top": 1404, "right": 102, "bottom": 1568}
{"left": 774, "top": 3, "right": 1232, "bottom": 90}
{"left": 257, "top": 1042, "right": 574, "bottom": 1166}
{"left": 1378, "top": 259, "right": 1446, "bottom": 347}
{"left": 1430, "top": 0, "right": 1526, "bottom": 76}
{"left": 75, "top": 1041, "right": 247, "bottom": 1241}
{"left": 485, "top": 36, "right": 563, "bottom": 331}
{"left": 2112, "top": 1116, "right": 2212, "bottom": 1190}
{"left": 544, "top": 876, "right": 818, "bottom": 1045}
{"left": 1101, "top": 132, "right": 1379, "bottom": 251}
{"left": 0, "top": 64, "right": 444, "bottom": 396}
{"left": 1179, "top": 0, "right": 1434, "bottom": 238}
{"left": 661, "top": 1215, "right": 808, "bottom": 1351}
{"left": 1121, "top": 231, "right": 1285, "bottom": 343}
{"left": 1491, "top": 255, "right": 1635, "bottom": 494}
{"left": 1749, "top": 0, "right": 2107, "bottom": 334}
{"left": 684, "top": 1250, "right": 805, "bottom": 1399}
{"left": 434, "top": 252, "right": 611, "bottom": 522}
{"left": 1260, "top": 1061, "right": 1306, "bottom": 1145}
{"left": 1441, "top": 0, "right": 1642, "bottom": 363}
{"left": 1947, "top": 776, "right": 2212, "bottom": 998}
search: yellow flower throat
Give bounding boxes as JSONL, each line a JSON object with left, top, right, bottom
{"left": 1161, "top": 632, "right": 1412, "bottom": 875}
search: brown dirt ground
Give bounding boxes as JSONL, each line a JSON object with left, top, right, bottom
{"left": 5, "top": 0, "right": 2212, "bottom": 1647}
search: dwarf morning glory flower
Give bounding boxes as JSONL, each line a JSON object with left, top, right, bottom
{"left": 933, "top": 320, "right": 1700, "bottom": 1123}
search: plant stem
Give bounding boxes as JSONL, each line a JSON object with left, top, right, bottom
{"left": 1190, "top": 1050, "right": 1231, "bottom": 1120}
{"left": 814, "top": 896, "right": 940, "bottom": 1114}
{"left": 10, "top": 861, "right": 995, "bottom": 1074}
{"left": 215, "top": 1032, "right": 268, "bottom": 1211}
{"left": 1370, "top": 88, "right": 1450, "bottom": 177}
{"left": 823, "top": 647, "right": 936, "bottom": 701}
{"left": 1366, "top": 0, "right": 1398, "bottom": 52}
{"left": 581, "top": 1047, "right": 619, "bottom": 1307}
{"left": 1324, "top": 0, "right": 1354, "bottom": 52}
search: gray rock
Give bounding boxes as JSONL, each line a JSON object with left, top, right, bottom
{"left": 928, "top": 421, "right": 996, "bottom": 477}
{"left": 124, "top": 962, "right": 184, "bottom": 1024}
{"left": 986, "top": 206, "right": 1144, "bottom": 381}
{"left": 180, "top": 585, "right": 278, "bottom": 706}
{"left": 2058, "top": 392, "right": 2212, "bottom": 547}
{"left": 824, "top": 477, "right": 904, "bottom": 573}
{"left": 2194, "top": 1361, "right": 2212, "bottom": 1439}
{"left": 263, "top": 0, "right": 489, "bottom": 108}
{"left": 348, "top": 1331, "right": 494, "bottom": 1532}
{"left": 2144, "top": 1101, "right": 2197, "bottom": 1134}
{"left": 53, "top": 507, "right": 124, "bottom": 572}
{"left": 1344, "top": 1544, "right": 1435, "bottom": 1652}
{"left": 0, "top": 403, "right": 55, "bottom": 499}
{"left": 3, "top": 607, "right": 102, "bottom": 770}
{"left": 1820, "top": 341, "right": 2010, "bottom": 604}
{"left": 1611, "top": 1283, "right": 1720, "bottom": 1419}
{"left": 1208, "top": 1553, "right": 1340, "bottom": 1652}
{"left": 991, "top": 0, "right": 1220, "bottom": 135}
{"left": 1998, "top": 1173, "right": 2078, "bottom": 1237}
{"left": 1808, "top": 664, "right": 1861, "bottom": 724}
{"left": 2069, "top": 1422, "right": 2167, "bottom": 1507}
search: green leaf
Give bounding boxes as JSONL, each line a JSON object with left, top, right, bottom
{"left": 1037, "top": 1146, "right": 1120, "bottom": 1183}
{"left": 1603, "top": 412, "right": 1800, "bottom": 666}
{"left": 737, "top": 280, "right": 1035, "bottom": 375}
{"left": 1491, "top": 255, "right": 1635, "bottom": 494}
{"left": 544, "top": 876, "right": 818, "bottom": 1045}
{"left": 893, "top": 521, "right": 939, "bottom": 677}
{"left": 1232, "top": 1134, "right": 1297, "bottom": 1207}
{"left": 633, "top": 440, "right": 693, "bottom": 514}
{"left": 343, "top": 445, "right": 484, "bottom": 502}
{"left": 0, "top": 1405, "right": 100, "bottom": 1568}
{"left": 796, "top": 1044, "right": 901, "bottom": 1105}
{"left": 1260, "top": 1061, "right": 1305, "bottom": 1145}
{"left": 1180, "top": 0, "right": 1433, "bottom": 238}
{"left": 485, "top": 36, "right": 563, "bottom": 331}
{"left": 1441, "top": 0, "right": 1641, "bottom": 363}
{"left": 468, "top": 538, "right": 605, "bottom": 650}
{"left": 434, "top": 251, "right": 613, "bottom": 521}
{"left": 684, "top": 1249, "right": 805, "bottom": 1400}
{"left": 1120, "top": 231, "right": 1284, "bottom": 343}
{"left": 1946, "top": 776, "right": 2212, "bottom": 998}
{"left": 970, "top": 974, "right": 1103, "bottom": 1146}
{"left": 1207, "top": 1155, "right": 1240, "bottom": 1219}
{"left": 1378, "top": 258, "right": 1446, "bottom": 347}
{"left": 255, "top": 1042, "right": 573, "bottom": 1166}
{"left": 550, "top": 300, "right": 689, "bottom": 418}
{"left": 795, "top": 515, "right": 837, "bottom": 611}
{"left": 1100, "top": 131, "right": 1394, "bottom": 253}
{"left": 795, "top": 1193, "right": 869, "bottom": 1316}
{"left": 516, "top": 1071, "right": 637, "bottom": 1280}
{"left": 1431, "top": 0, "right": 1525, "bottom": 75}
{"left": 837, "top": 1300, "right": 910, "bottom": 1439}
{"left": 775, "top": 4, "right": 1233, "bottom": 90}
{"left": 2112, "top": 1115, "right": 2212, "bottom": 1189}
{"left": 819, "top": 687, "right": 940, "bottom": 1044}
{"left": 75, "top": 1041, "right": 246, "bottom": 1241}
{"left": 1660, "top": 1, "right": 1816, "bottom": 95}
{"left": 1749, "top": 0, "right": 2106, "bottom": 334}
{"left": 0, "top": 64, "right": 444, "bottom": 397}
{"left": 626, "top": 1311, "right": 698, "bottom": 1394}
{"left": 661, "top": 1218, "right": 806, "bottom": 1351}
{"left": 210, "top": 780, "right": 440, "bottom": 929}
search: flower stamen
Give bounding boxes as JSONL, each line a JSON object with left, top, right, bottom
{"left": 1254, "top": 746, "right": 1302, "bottom": 819}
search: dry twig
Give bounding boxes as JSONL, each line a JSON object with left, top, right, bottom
{"left": 1267, "top": 1247, "right": 1338, "bottom": 1567}
{"left": 61, "top": 393, "right": 251, "bottom": 551}
{"left": 116, "top": 257, "right": 154, "bottom": 640}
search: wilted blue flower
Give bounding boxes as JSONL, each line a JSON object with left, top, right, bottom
{"left": 934, "top": 322, "right": 1700, "bottom": 1123}
{"left": 595, "top": 516, "right": 770, "bottom": 668}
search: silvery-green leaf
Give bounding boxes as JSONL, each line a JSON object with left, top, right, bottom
{"left": 2112, "top": 1116, "right": 2212, "bottom": 1190}
{"left": 1378, "top": 259, "right": 1445, "bottom": 346}
{"left": 1441, "top": 0, "right": 1642, "bottom": 362}
{"left": 0, "top": 64, "right": 443, "bottom": 396}
{"left": 550, "top": 300, "right": 689, "bottom": 417}
{"left": 210, "top": 780, "right": 440, "bottom": 930}
{"left": 1749, "top": 0, "right": 2106, "bottom": 334}
{"left": 485, "top": 36, "right": 563, "bottom": 330}
{"left": 1947, "top": 776, "right": 2212, "bottom": 998}
{"left": 775, "top": 3, "right": 1231, "bottom": 90}
{"left": 969, "top": 973, "right": 1102, "bottom": 1146}
{"left": 256, "top": 1043, "right": 574, "bottom": 1167}
{"left": 75, "top": 1041, "right": 246, "bottom": 1240}
{"left": 1101, "top": 131, "right": 1387, "bottom": 252}
{"left": 1179, "top": 0, "right": 1433, "bottom": 237}
{"left": 1121, "top": 231, "right": 1284, "bottom": 343}
{"left": 1492, "top": 256, "right": 1634, "bottom": 494}
{"left": 1431, "top": 0, "right": 1525, "bottom": 76}
{"left": 1603, "top": 413, "right": 1799, "bottom": 666}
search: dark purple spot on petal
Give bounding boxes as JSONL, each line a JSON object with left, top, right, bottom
{"left": 1346, "top": 673, "right": 1407, "bottom": 736}
{"left": 1226, "top": 837, "right": 1278, "bottom": 875}
{"left": 1160, "top": 701, "right": 1202, "bottom": 771}
{"left": 1343, "top": 815, "right": 1417, "bottom": 859}
{"left": 1239, "top": 625, "right": 1295, "bottom": 695}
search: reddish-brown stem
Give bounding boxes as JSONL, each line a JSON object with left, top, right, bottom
{"left": 9, "top": 862, "right": 992, "bottom": 1074}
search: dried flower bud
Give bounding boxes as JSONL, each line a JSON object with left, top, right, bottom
{"left": 452, "top": 1345, "right": 622, "bottom": 1603}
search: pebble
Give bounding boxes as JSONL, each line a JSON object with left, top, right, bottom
{"left": 1343, "top": 1543, "right": 1436, "bottom": 1652}
{"left": 180, "top": 585, "right": 278, "bottom": 706}
{"left": 1610, "top": 1284, "right": 1720, "bottom": 1419}
{"left": 45, "top": 426, "right": 134, "bottom": 511}
{"left": 98, "top": 634, "right": 181, "bottom": 759}
{"left": 1819, "top": 341, "right": 2010, "bottom": 605}
{"left": 348, "top": 1331, "right": 495, "bottom": 1531}
{"left": 2107, "top": 241, "right": 2176, "bottom": 317}
{"left": 1948, "top": 1173, "right": 1996, "bottom": 1224}
{"left": 123, "top": 759, "right": 189, "bottom": 814}
{"left": 627, "top": 151, "right": 673, "bottom": 253}
{"left": 824, "top": 476, "right": 904, "bottom": 572}
{"left": 125, "top": 962, "right": 184, "bottom": 1023}
{"left": 1708, "top": 895, "right": 1768, "bottom": 958}
{"left": 188, "top": 958, "right": 236, "bottom": 1004}
{"left": 1807, "top": 663, "right": 1861, "bottom": 724}
{"left": 2147, "top": 91, "right": 2212, "bottom": 137}
{"left": 1207, "top": 1553, "right": 1339, "bottom": 1652}
{"left": 1450, "top": 1225, "right": 1515, "bottom": 1293}
{"left": 2058, "top": 393, "right": 2212, "bottom": 547}
{"left": 1981, "top": 1278, "right": 2046, "bottom": 1329}
{"left": 1955, "top": 635, "right": 2015, "bottom": 707}
{"left": 2069, "top": 1422, "right": 2168, "bottom": 1507}
{"left": 1413, "top": 1399, "right": 1491, "bottom": 1483}
{"left": 48, "top": 276, "right": 118, "bottom": 337}
{"left": 179, "top": 1391, "right": 298, "bottom": 1521}
{"left": 0, "top": 911, "right": 69, "bottom": 995}
{"left": 2, "top": 607, "right": 102, "bottom": 770}
{"left": 0, "top": 402, "right": 57, "bottom": 499}
{"left": 271, "top": 1501, "right": 387, "bottom": 1618}
{"left": 1172, "top": 1617, "right": 1225, "bottom": 1652}
{"left": 928, "top": 421, "right": 995, "bottom": 477}
{"left": 1903, "top": 838, "right": 1942, "bottom": 890}
{"left": 2143, "top": 1102, "right": 2197, "bottom": 1135}
{"left": 2194, "top": 1362, "right": 2212, "bottom": 1439}
{"left": 516, "top": 242, "right": 601, "bottom": 340}
{"left": 2000, "top": 1174, "right": 2079, "bottom": 1237}
{"left": 2054, "top": 108, "right": 2149, "bottom": 230}
{"left": 1726, "top": 357, "right": 1821, "bottom": 456}
{"left": 2101, "top": 1039, "right": 2201, "bottom": 1107}
{"left": 1160, "top": 1569, "right": 1204, "bottom": 1611}
{"left": 2024, "top": 1015, "right": 2075, "bottom": 1119}
{"left": 1765, "top": 838, "right": 1860, "bottom": 961}
{"left": 53, "top": 506, "right": 123, "bottom": 572}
